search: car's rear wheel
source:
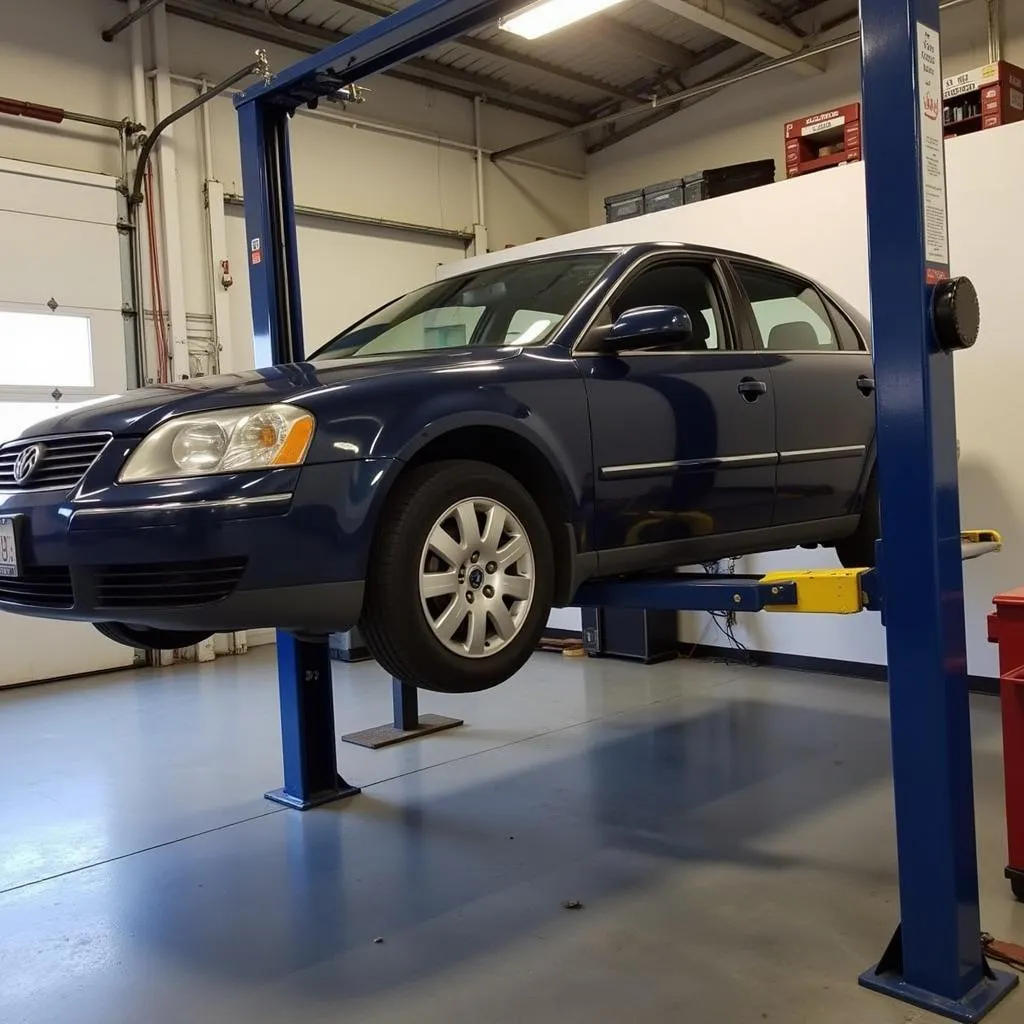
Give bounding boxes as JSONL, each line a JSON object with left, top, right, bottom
{"left": 94, "top": 622, "right": 214, "bottom": 651}
{"left": 361, "top": 459, "right": 554, "bottom": 694}
{"left": 835, "top": 471, "right": 880, "bottom": 569}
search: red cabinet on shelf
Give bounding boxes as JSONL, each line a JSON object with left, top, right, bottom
{"left": 943, "top": 60, "right": 1024, "bottom": 137}
{"left": 784, "top": 103, "right": 861, "bottom": 178}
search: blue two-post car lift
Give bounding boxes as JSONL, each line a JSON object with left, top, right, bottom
{"left": 234, "top": 0, "right": 1018, "bottom": 1018}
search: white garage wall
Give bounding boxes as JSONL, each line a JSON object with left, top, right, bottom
{"left": 223, "top": 208, "right": 466, "bottom": 369}
{"left": 585, "top": 0, "right": 1024, "bottom": 225}
{"left": 446, "top": 119, "right": 1024, "bottom": 681}
{"left": 0, "top": 160, "right": 136, "bottom": 686}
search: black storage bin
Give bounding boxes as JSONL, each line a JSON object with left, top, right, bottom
{"left": 642, "top": 178, "right": 685, "bottom": 213}
{"left": 684, "top": 158, "right": 776, "bottom": 204}
{"left": 329, "top": 626, "right": 371, "bottom": 663}
{"left": 581, "top": 607, "right": 678, "bottom": 665}
{"left": 604, "top": 188, "right": 644, "bottom": 223}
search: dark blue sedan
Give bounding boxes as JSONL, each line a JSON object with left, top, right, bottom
{"left": 0, "top": 243, "right": 878, "bottom": 693}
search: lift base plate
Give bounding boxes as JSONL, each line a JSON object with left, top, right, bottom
{"left": 859, "top": 963, "right": 1018, "bottom": 1022}
{"left": 264, "top": 776, "right": 361, "bottom": 810}
{"left": 342, "top": 714, "right": 464, "bottom": 750}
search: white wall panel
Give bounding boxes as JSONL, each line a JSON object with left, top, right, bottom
{"left": 449, "top": 120, "right": 1024, "bottom": 680}
{"left": 224, "top": 207, "right": 466, "bottom": 368}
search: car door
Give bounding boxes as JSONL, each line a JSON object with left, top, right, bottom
{"left": 728, "top": 260, "right": 875, "bottom": 526}
{"left": 577, "top": 255, "right": 777, "bottom": 568}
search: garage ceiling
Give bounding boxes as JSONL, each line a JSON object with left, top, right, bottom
{"left": 163, "top": 0, "right": 859, "bottom": 148}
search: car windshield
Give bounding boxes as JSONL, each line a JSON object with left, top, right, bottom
{"left": 310, "top": 252, "right": 612, "bottom": 361}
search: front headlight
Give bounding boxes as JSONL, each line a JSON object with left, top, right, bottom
{"left": 119, "top": 404, "right": 315, "bottom": 482}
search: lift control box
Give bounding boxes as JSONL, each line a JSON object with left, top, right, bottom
{"left": 943, "top": 60, "right": 1024, "bottom": 137}
{"left": 784, "top": 102, "right": 861, "bottom": 178}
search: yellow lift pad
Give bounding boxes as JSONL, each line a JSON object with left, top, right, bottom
{"left": 759, "top": 530, "right": 1001, "bottom": 614}
{"left": 760, "top": 569, "right": 873, "bottom": 615}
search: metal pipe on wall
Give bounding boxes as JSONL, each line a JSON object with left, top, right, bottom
{"left": 987, "top": 0, "right": 1002, "bottom": 62}
{"left": 473, "top": 96, "right": 489, "bottom": 256}
{"left": 102, "top": 0, "right": 164, "bottom": 43}
{"left": 150, "top": 2, "right": 190, "bottom": 381}
{"left": 492, "top": 0, "right": 984, "bottom": 161}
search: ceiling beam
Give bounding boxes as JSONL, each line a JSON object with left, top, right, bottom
{"left": 649, "top": 0, "right": 827, "bottom": 74}
{"left": 582, "top": 16, "right": 698, "bottom": 71}
{"left": 160, "top": 0, "right": 588, "bottom": 125}
{"left": 317, "top": 0, "right": 644, "bottom": 102}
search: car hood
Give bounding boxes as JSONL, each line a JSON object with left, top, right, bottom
{"left": 19, "top": 349, "right": 520, "bottom": 438}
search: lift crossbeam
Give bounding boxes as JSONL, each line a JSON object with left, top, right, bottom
{"left": 234, "top": 0, "right": 526, "bottom": 112}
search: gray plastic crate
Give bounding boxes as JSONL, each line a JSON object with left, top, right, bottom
{"left": 642, "top": 178, "right": 685, "bottom": 213}
{"left": 604, "top": 188, "right": 644, "bottom": 223}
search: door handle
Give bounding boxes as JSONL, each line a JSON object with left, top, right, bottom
{"left": 857, "top": 375, "right": 876, "bottom": 395}
{"left": 737, "top": 377, "right": 768, "bottom": 401}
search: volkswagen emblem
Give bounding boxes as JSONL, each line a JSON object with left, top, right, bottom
{"left": 12, "top": 444, "right": 45, "bottom": 486}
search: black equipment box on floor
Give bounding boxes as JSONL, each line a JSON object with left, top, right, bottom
{"left": 581, "top": 607, "right": 678, "bottom": 664}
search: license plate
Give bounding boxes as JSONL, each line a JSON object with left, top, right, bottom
{"left": 0, "top": 516, "right": 21, "bottom": 578}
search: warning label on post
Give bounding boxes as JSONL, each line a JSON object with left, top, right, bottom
{"left": 916, "top": 22, "right": 950, "bottom": 282}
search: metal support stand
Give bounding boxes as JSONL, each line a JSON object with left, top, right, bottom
{"left": 342, "top": 677, "right": 463, "bottom": 749}
{"left": 856, "top": 0, "right": 1016, "bottom": 1018}
{"left": 265, "top": 631, "right": 360, "bottom": 810}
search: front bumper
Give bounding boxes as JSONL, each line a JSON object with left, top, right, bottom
{"left": 0, "top": 455, "right": 395, "bottom": 634}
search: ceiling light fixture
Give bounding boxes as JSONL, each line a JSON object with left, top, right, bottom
{"left": 499, "top": 0, "right": 629, "bottom": 40}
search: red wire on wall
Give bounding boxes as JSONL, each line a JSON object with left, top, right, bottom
{"left": 144, "top": 162, "right": 170, "bottom": 384}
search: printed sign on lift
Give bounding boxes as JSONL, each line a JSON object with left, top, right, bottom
{"left": 916, "top": 22, "right": 950, "bottom": 284}
{"left": 250, "top": 237, "right": 262, "bottom": 265}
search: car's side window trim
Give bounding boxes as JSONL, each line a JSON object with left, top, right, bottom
{"left": 571, "top": 252, "right": 738, "bottom": 357}
{"left": 729, "top": 258, "right": 849, "bottom": 355}
{"left": 820, "top": 292, "right": 869, "bottom": 352}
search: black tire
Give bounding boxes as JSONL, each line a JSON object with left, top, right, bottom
{"left": 94, "top": 622, "right": 214, "bottom": 651}
{"left": 835, "top": 471, "right": 880, "bottom": 569}
{"left": 361, "top": 459, "right": 554, "bottom": 694}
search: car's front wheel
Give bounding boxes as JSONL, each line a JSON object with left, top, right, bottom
{"left": 94, "top": 622, "right": 214, "bottom": 651}
{"left": 361, "top": 459, "right": 554, "bottom": 693}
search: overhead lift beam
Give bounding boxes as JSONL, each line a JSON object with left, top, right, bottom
{"left": 234, "top": 0, "right": 1018, "bottom": 1017}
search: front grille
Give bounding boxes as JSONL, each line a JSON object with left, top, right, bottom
{"left": 0, "top": 433, "right": 111, "bottom": 491}
{"left": 0, "top": 566, "right": 74, "bottom": 608}
{"left": 95, "top": 558, "right": 248, "bottom": 609}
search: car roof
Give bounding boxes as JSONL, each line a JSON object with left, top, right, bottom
{"left": 470, "top": 241, "right": 795, "bottom": 274}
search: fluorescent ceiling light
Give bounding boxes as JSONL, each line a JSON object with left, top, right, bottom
{"left": 499, "top": 0, "right": 629, "bottom": 40}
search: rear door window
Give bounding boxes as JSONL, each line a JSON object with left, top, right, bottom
{"left": 733, "top": 265, "right": 839, "bottom": 352}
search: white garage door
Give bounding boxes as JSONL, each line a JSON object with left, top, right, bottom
{"left": 225, "top": 206, "right": 467, "bottom": 369}
{"left": 0, "top": 158, "right": 134, "bottom": 686}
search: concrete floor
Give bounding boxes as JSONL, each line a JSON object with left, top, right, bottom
{"left": 0, "top": 649, "right": 1022, "bottom": 1024}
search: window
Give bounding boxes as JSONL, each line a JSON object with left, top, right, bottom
{"left": 605, "top": 261, "right": 725, "bottom": 351}
{"left": 734, "top": 265, "right": 839, "bottom": 352}
{"left": 0, "top": 311, "right": 94, "bottom": 387}
{"left": 823, "top": 296, "right": 866, "bottom": 352}
{"left": 311, "top": 253, "right": 612, "bottom": 360}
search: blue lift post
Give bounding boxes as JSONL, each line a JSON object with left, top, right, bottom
{"left": 856, "top": 0, "right": 1017, "bottom": 1019}
{"left": 233, "top": 0, "right": 1018, "bottom": 1015}
{"left": 235, "top": 0, "right": 528, "bottom": 809}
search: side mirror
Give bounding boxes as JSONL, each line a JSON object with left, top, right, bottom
{"left": 600, "top": 305, "right": 693, "bottom": 351}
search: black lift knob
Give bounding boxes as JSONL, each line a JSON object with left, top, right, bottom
{"left": 932, "top": 275, "right": 980, "bottom": 352}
